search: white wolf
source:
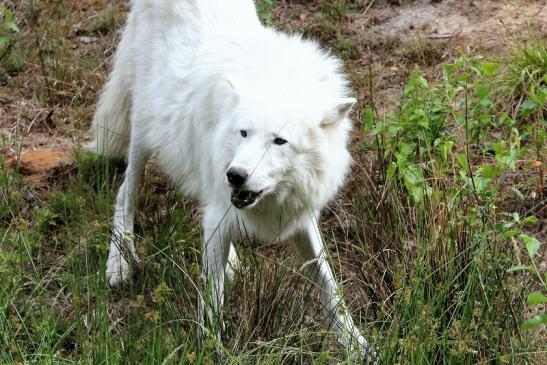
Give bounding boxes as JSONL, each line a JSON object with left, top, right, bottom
{"left": 91, "top": 0, "right": 370, "bottom": 356}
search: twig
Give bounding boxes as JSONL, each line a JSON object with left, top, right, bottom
{"left": 362, "top": 0, "right": 376, "bottom": 17}
{"left": 428, "top": 34, "right": 454, "bottom": 40}
{"left": 463, "top": 78, "right": 482, "bottom": 208}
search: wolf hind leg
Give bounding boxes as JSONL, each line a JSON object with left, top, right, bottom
{"left": 88, "top": 10, "right": 136, "bottom": 159}
{"left": 106, "top": 140, "right": 149, "bottom": 286}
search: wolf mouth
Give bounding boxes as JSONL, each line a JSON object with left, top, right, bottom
{"left": 231, "top": 189, "right": 264, "bottom": 209}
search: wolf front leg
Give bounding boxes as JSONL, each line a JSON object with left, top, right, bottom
{"left": 293, "top": 218, "right": 372, "bottom": 359}
{"left": 198, "top": 207, "right": 231, "bottom": 342}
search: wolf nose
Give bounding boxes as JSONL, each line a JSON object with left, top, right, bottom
{"left": 227, "top": 167, "right": 248, "bottom": 186}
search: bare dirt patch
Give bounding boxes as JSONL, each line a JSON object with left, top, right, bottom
{"left": 5, "top": 148, "right": 72, "bottom": 184}
{"left": 1, "top": 0, "right": 127, "bottom": 161}
{"left": 358, "top": 0, "right": 546, "bottom": 46}
{"left": 341, "top": 0, "right": 547, "bottom": 111}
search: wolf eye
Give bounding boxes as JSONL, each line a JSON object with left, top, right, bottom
{"left": 240, "top": 130, "right": 248, "bottom": 138}
{"left": 274, "top": 137, "right": 287, "bottom": 145}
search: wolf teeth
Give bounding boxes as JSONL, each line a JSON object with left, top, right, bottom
{"left": 231, "top": 190, "right": 260, "bottom": 208}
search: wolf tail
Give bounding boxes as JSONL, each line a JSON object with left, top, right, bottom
{"left": 87, "top": 29, "right": 133, "bottom": 158}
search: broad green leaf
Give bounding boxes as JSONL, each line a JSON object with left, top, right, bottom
{"left": 480, "top": 98, "right": 493, "bottom": 109}
{"left": 470, "top": 64, "right": 482, "bottom": 76}
{"left": 480, "top": 165, "right": 498, "bottom": 179}
{"left": 456, "top": 153, "right": 468, "bottom": 171}
{"left": 362, "top": 107, "right": 375, "bottom": 132}
{"left": 519, "top": 234, "right": 541, "bottom": 258}
{"left": 501, "top": 230, "right": 519, "bottom": 239}
{"left": 399, "top": 143, "right": 414, "bottom": 158}
{"left": 476, "top": 84, "right": 490, "bottom": 100}
{"left": 402, "top": 165, "right": 423, "bottom": 185}
{"left": 401, "top": 165, "right": 427, "bottom": 202}
{"left": 523, "top": 215, "right": 539, "bottom": 224}
{"left": 496, "top": 149, "right": 517, "bottom": 171}
{"left": 498, "top": 112, "right": 514, "bottom": 126}
{"left": 443, "top": 63, "right": 457, "bottom": 80}
{"left": 481, "top": 62, "right": 500, "bottom": 76}
{"left": 506, "top": 265, "right": 530, "bottom": 272}
{"left": 456, "top": 72, "right": 471, "bottom": 84}
{"left": 4, "top": 9, "right": 19, "bottom": 33}
{"left": 6, "top": 21, "right": 19, "bottom": 33}
{"left": 373, "top": 121, "right": 384, "bottom": 135}
{"left": 385, "top": 123, "right": 402, "bottom": 134}
{"left": 454, "top": 114, "right": 466, "bottom": 125}
{"left": 527, "top": 292, "right": 547, "bottom": 305}
{"left": 522, "top": 314, "right": 547, "bottom": 330}
{"left": 439, "top": 140, "right": 454, "bottom": 162}
{"left": 408, "top": 185, "right": 423, "bottom": 203}
{"left": 530, "top": 84, "right": 546, "bottom": 106}
{"left": 518, "top": 100, "right": 537, "bottom": 118}
{"left": 386, "top": 162, "right": 397, "bottom": 180}
{"left": 417, "top": 74, "right": 428, "bottom": 88}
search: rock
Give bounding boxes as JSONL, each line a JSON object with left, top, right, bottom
{"left": 79, "top": 36, "right": 98, "bottom": 44}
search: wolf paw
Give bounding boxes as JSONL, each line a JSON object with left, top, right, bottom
{"left": 353, "top": 335, "right": 377, "bottom": 364}
{"left": 106, "top": 253, "right": 130, "bottom": 286}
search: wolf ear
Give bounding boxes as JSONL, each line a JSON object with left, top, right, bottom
{"left": 222, "top": 78, "right": 235, "bottom": 92}
{"left": 320, "top": 98, "right": 356, "bottom": 128}
{"left": 216, "top": 77, "right": 239, "bottom": 107}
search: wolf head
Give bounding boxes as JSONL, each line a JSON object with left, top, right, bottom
{"left": 210, "top": 32, "right": 354, "bottom": 212}
{"left": 213, "top": 87, "right": 354, "bottom": 213}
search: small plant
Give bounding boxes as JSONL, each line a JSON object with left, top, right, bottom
{"left": 0, "top": 164, "right": 22, "bottom": 224}
{"left": 0, "top": 5, "right": 19, "bottom": 61}
{"left": 320, "top": 0, "right": 348, "bottom": 22}
{"left": 83, "top": 4, "right": 121, "bottom": 35}
{"left": 35, "top": 207, "right": 60, "bottom": 231}
{"left": 364, "top": 65, "right": 452, "bottom": 202}
{"left": 501, "top": 212, "right": 546, "bottom": 330}
{"left": 256, "top": 0, "right": 275, "bottom": 26}
{"left": 365, "top": 54, "right": 543, "bottom": 205}
{"left": 494, "top": 37, "right": 546, "bottom": 113}
{"left": 335, "top": 35, "right": 359, "bottom": 60}
{"left": 404, "top": 35, "right": 444, "bottom": 66}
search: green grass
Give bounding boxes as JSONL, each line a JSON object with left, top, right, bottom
{"left": 0, "top": 152, "right": 360, "bottom": 364}
{"left": 493, "top": 35, "right": 546, "bottom": 114}
{"left": 256, "top": 0, "right": 275, "bottom": 26}
{"left": 1, "top": 1, "right": 546, "bottom": 364}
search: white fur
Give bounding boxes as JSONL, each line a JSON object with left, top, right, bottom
{"left": 91, "top": 0, "right": 370, "bottom": 357}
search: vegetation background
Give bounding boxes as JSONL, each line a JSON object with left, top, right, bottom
{"left": 0, "top": 0, "right": 545, "bottom": 364}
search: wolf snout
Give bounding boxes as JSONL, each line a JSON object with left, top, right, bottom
{"left": 226, "top": 167, "right": 248, "bottom": 186}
